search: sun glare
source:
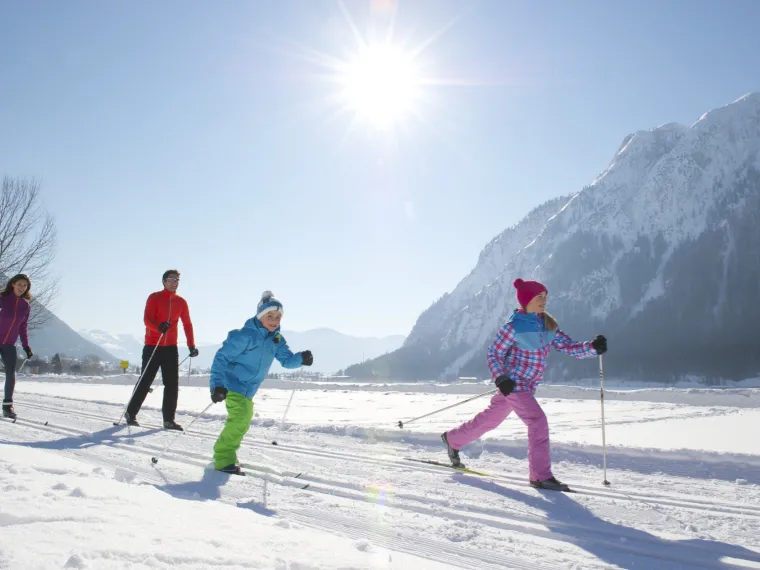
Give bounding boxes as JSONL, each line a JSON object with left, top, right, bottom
{"left": 290, "top": 2, "right": 464, "bottom": 138}
{"left": 339, "top": 44, "right": 421, "bottom": 130}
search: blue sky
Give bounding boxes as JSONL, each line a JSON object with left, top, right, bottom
{"left": 1, "top": 0, "right": 758, "bottom": 345}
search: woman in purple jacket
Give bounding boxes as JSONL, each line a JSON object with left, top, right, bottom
{"left": 0, "top": 274, "right": 33, "bottom": 420}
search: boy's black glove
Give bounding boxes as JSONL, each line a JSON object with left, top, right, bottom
{"left": 211, "top": 386, "right": 228, "bottom": 403}
{"left": 495, "top": 375, "right": 516, "bottom": 396}
{"left": 189, "top": 346, "right": 199, "bottom": 357}
{"left": 301, "top": 350, "right": 313, "bottom": 366}
{"left": 158, "top": 321, "right": 171, "bottom": 333}
{"left": 23, "top": 346, "right": 33, "bottom": 359}
{"left": 591, "top": 335, "right": 607, "bottom": 355}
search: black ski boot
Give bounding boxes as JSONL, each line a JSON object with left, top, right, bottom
{"left": 163, "top": 420, "right": 183, "bottom": 431}
{"left": 217, "top": 464, "right": 245, "bottom": 476}
{"left": 530, "top": 476, "right": 570, "bottom": 492}
{"left": 124, "top": 412, "right": 139, "bottom": 426}
{"left": 441, "top": 432, "right": 464, "bottom": 468}
{"left": 2, "top": 402, "right": 16, "bottom": 420}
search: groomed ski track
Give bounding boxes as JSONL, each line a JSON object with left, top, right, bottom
{"left": 3, "top": 392, "right": 760, "bottom": 570}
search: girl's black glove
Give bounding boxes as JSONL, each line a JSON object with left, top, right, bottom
{"left": 591, "top": 335, "right": 607, "bottom": 355}
{"left": 495, "top": 375, "right": 516, "bottom": 396}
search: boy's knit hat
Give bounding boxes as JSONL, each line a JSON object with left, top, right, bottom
{"left": 514, "top": 278, "right": 547, "bottom": 307}
{"left": 256, "top": 290, "right": 283, "bottom": 320}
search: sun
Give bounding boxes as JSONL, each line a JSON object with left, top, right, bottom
{"left": 338, "top": 43, "right": 421, "bottom": 130}
{"left": 287, "top": 2, "right": 463, "bottom": 138}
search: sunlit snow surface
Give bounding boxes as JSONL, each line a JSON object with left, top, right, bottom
{"left": 2, "top": 375, "right": 760, "bottom": 569}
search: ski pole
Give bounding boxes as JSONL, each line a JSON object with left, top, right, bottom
{"left": 151, "top": 401, "right": 214, "bottom": 464}
{"left": 184, "top": 355, "right": 192, "bottom": 386}
{"left": 599, "top": 354, "right": 610, "bottom": 486}
{"left": 263, "top": 382, "right": 298, "bottom": 504}
{"left": 397, "top": 388, "right": 498, "bottom": 428}
{"left": 271, "top": 385, "right": 297, "bottom": 446}
{"left": 113, "top": 334, "right": 164, "bottom": 426}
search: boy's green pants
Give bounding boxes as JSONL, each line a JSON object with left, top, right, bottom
{"left": 213, "top": 391, "right": 254, "bottom": 469}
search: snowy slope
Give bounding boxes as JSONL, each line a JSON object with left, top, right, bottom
{"left": 350, "top": 92, "right": 760, "bottom": 383}
{"left": 2, "top": 379, "right": 760, "bottom": 569}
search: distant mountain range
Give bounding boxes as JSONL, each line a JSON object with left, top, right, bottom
{"left": 26, "top": 306, "right": 118, "bottom": 363}
{"left": 79, "top": 327, "right": 404, "bottom": 373}
{"left": 77, "top": 330, "right": 144, "bottom": 363}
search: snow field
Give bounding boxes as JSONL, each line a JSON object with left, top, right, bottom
{"left": 1, "top": 379, "right": 759, "bottom": 569}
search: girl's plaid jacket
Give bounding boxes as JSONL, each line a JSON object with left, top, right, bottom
{"left": 487, "top": 309, "right": 599, "bottom": 393}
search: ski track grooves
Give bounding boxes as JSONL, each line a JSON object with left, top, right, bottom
{"left": 0, "top": 416, "right": 554, "bottom": 570}
{"left": 284, "top": 509, "right": 554, "bottom": 570}
{"left": 6, "top": 399, "right": 760, "bottom": 569}
{"left": 4, "top": 413, "right": 753, "bottom": 570}
{"left": 15, "top": 397, "right": 760, "bottom": 520}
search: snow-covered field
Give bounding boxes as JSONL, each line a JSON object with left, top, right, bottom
{"left": 2, "top": 376, "right": 760, "bottom": 569}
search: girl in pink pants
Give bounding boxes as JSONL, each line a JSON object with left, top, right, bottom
{"left": 442, "top": 278, "right": 607, "bottom": 490}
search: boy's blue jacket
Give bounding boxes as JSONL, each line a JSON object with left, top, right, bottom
{"left": 210, "top": 317, "right": 303, "bottom": 398}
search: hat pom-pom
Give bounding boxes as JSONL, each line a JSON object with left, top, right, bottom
{"left": 261, "top": 290, "right": 274, "bottom": 299}
{"left": 513, "top": 278, "right": 524, "bottom": 289}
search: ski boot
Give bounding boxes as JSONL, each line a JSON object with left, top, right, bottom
{"left": 217, "top": 464, "right": 245, "bottom": 476}
{"left": 124, "top": 412, "right": 140, "bottom": 426}
{"left": 441, "top": 432, "right": 464, "bottom": 468}
{"left": 530, "top": 476, "right": 570, "bottom": 492}
{"left": 2, "top": 402, "right": 16, "bottom": 420}
{"left": 163, "top": 420, "right": 183, "bottom": 431}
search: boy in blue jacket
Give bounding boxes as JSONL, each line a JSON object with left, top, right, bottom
{"left": 209, "top": 291, "right": 313, "bottom": 474}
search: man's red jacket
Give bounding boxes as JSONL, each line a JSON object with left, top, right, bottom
{"left": 143, "top": 289, "right": 196, "bottom": 347}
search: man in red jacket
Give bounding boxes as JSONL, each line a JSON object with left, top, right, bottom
{"left": 126, "top": 269, "right": 199, "bottom": 430}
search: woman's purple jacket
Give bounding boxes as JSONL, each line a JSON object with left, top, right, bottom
{"left": 0, "top": 294, "right": 30, "bottom": 348}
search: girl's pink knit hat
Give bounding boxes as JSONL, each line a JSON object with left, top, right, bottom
{"left": 514, "top": 278, "right": 547, "bottom": 307}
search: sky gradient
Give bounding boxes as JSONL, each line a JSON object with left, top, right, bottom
{"left": 1, "top": 0, "right": 758, "bottom": 344}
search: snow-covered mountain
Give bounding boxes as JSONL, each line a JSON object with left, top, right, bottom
{"left": 78, "top": 330, "right": 144, "bottom": 362}
{"left": 267, "top": 328, "right": 404, "bottom": 374}
{"left": 348, "top": 93, "right": 760, "bottom": 383}
{"left": 197, "top": 328, "right": 405, "bottom": 373}
{"left": 26, "top": 307, "right": 119, "bottom": 363}
{"left": 83, "top": 327, "right": 405, "bottom": 374}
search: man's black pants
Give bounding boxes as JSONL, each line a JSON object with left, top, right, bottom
{"left": 126, "top": 345, "right": 179, "bottom": 422}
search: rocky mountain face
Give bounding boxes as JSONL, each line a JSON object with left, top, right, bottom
{"left": 348, "top": 93, "right": 760, "bottom": 383}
